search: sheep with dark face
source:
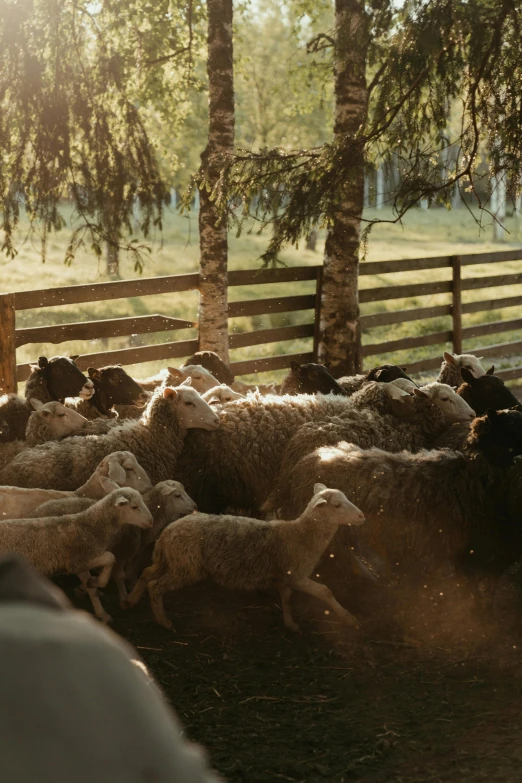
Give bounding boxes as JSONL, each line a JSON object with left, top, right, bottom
{"left": 0, "top": 356, "right": 91, "bottom": 442}
{"left": 279, "top": 362, "right": 348, "bottom": 396}
{"left": 67, "top": 365, "right": 148, "bottom": 419}
{"left": 457, "top": 367, "right": 520, "bottom": 415}
{"left": 183, "top": 351, "right": 235, "bottom": 386}
{"left": 337, "top": 365, "right": 416, "bottom": 395}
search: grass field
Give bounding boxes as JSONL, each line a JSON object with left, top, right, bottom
{"left": 2, "top": 204, "right": 522, "bottom": 384}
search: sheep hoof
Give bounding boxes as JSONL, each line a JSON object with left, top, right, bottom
{"left": 87, "top": 576, "right": 99, "bottom": 588}
{"left": 284, "top": 621, "right": 302, "bottom": 634}
{"left": 98, "top": 613, "right": 113, "bottom": 625}
{"left": 340, "top": 613, "right": 359, "bottom": 629}
{"left": 74, "top": 585, "right": 87, "bottom": 597}
{"left": 121, "top": 598, "right": 134, "bottom": 610}
{"left": 159, "top": 619, "right": 175, "bottom": 632}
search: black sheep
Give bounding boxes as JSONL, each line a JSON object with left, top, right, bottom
{"left": 458, "top": 367, "right": 520, "bottom": 415}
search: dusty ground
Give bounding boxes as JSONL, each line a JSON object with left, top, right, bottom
{"left": 76, "top": 570, "right": 522, "bottom": 783}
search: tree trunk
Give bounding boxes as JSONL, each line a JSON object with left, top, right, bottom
{"left": 198, "top": 0, "right": 234, "bottom": 362}
{"left": 318, "top": 0, "right": 368, "bottom": 376}
{"left": 106, "top": 240, "right": 119, "bottom": 278}
{"left": 306, "top": 229, "right": 318, "bottom": 251}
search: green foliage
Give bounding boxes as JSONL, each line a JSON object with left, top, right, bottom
{"left": 204, "top": 0, "right": 522, "bottom": 263}
{"left": 0, "top": 0, "right": 205, "bottom": 268}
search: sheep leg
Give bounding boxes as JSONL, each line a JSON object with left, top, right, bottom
{"left": 124, "top": 564, "right": 160, "bottom": 608}
{"left": 148, "top": 579, "right": 175, "bottom": 631}
{"left": 76, "top": 571, "right": 112, "bottom": 624}
{"left": 292, "top": 577, "right": 359, "bottom": 629}
{"left": 85, "top": 552, "right": 116, "bottom": 588}
{"left": 112, "top": 564, "right": 128, "bottom": 607}
{"left": 278, "top": 586, "right": 301, "bottom": 634}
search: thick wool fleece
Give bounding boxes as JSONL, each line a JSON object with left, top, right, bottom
{"left": 175, "top": 384, "right": 446, "bottom": 514}
{"left": 0, "top": 391, "right": 186, "bottom": 490}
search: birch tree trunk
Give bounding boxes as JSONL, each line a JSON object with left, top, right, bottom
{"left": 198, "top": 0, "right": 234, "bottom": 362}
{"left": 318, "top": 0, "right": 368, "bottom": 376}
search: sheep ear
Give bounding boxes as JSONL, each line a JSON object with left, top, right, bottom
{"left": 207, "top": 396, "right": 221, "bottom": 405}
{"left": 401, "top": 367, "right": 408, "bottom": 372}
{"left": 486, "top": 408, "right": 498, "bottom": 420}
{"left": 114, "top": 496, "right": 129, "bottom": 507}
{"left": 443, "top": 351, "right": 456, "bottom": 365}
{"left": 70, "top": 355, "right": 80, "bottom": 362}
{"left": 312, "top": 497, "right": 327, "bottom": 507}
{"left": 290, "top": 361, "right": 301, "bottom": 372}
{"left": 413, "top": 387, "right": 429, "bottom": 399}
{"left": 30, "top": 398, "right": 44, "bottom": 411}
{"left": 107, "top": 459, "right": 126, "bottom": 484}
{"left": 324, "top": 361, "right": 331, "bottom": 369}
{"left": 38, "top": 357, "right": 49, "bottom": 369}
{"left": 180, "top": 377, "right": 192, "bottom": 387}
{"left": 313, "top": 482, "right": 328, "bottom": 494}
{"left": 161, "top": 485, "right": 176, "bottom": 495}
{"left": 460, "top": 368, "right": 475, "bottom": 385}
{"left": 486, "top": 365, "right": 495, "bottom": 375}
{"left": 88, "top": 367, "right": 101, "bottom": 380}
{"left": 167, "top": 367, "right": 183, "bottom": 378}
{"left": 163, "top": 386, "right": 178, "bottom": 400}
{"left": 98, "top": 476, "right": 120, "bottom": 495}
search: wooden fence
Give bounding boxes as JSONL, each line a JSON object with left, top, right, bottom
{"left": 1, "top": 247, "right": 522, "bottom": 394}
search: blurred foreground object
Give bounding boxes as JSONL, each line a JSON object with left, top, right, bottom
{"left": 0, "top": 555, "right": 220, "bottom": 783}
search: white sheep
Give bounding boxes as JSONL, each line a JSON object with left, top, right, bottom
{"left": 0, "top": 487, "right": 153, "bottom": 622}
{"left": 136, "top": 365, "right": 220, "bottom": 394}
{"left": 0, "top": 382, "right": 220, "bottom": 489}
{"left": 201, "top": 385, "right": 245, "bottom": 405}
{"left": 0, "top": 451, "right": 152, "bottom": 520}
{"left": 125, "top": 483, "right": 364, "bottom": 633}
{"left": 437, "top": 351, "right": 487, "bottom": 386}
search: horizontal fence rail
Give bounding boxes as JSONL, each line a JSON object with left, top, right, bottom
{"left": 1, "top": 247, "right": 522, "bottom": 394}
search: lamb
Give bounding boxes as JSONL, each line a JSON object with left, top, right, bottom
{"left": 201, "top": 385, "right": 245, "bottom": 405}
{"left": 136, "top": 365, "right": 220, "bottom": 394}
{"left": 0, "top": 356, "right": 92, "bottom": 442}
{"left": 125, "top": 483, "right": 365, "bottom": 633}
{"left": 66, "top": 365, "right": 148, "bottom": 420}
{"left": 0, "top": 487, "right": 153, "bottom": 621}
{"left": 267, "top": 411, "right": 522, "bottom": 591}
{"left": 0, "top": 452, "right": 152, "bottom": 520}
{"left": 279, "top": 362, "right": 348, "bottom": 396}
{"left": 437, "top": 351, "right": 487, "bottom": 386}
{"left": 176, "top": 381, "right": 474, "bottom": 514}
{"left": 337, "top": 364, "right": 415, "bottom": 396}
{"left": 0, "top": 382, "right": 220, "bottom": 490}
{"left": 0, "top": 401, "right": 89, "bottom": 470}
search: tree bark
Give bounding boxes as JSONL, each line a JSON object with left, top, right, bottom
{"left": 318, "top": 0, "right": 368, "bottom": 376}
{"left": 198, "top": 0, "right": 234, "bottom": 362}
{"left": 106, "top": 240, "right": 119, "bottom": 278}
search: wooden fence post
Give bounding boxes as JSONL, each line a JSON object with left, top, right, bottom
{"left": 451, "top": 255, "right": 463, "bottom": 355}
{"left": 313, "top": 266, "right": 323, "bottom": 361}
{"left": 0, "top": 293, "right": 17, "bottom": 394}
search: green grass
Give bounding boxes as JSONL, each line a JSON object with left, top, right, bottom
{"left": 2, "top": 203, "right": 522, "bottom": 385}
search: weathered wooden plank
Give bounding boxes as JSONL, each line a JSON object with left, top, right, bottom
{"left": 362, "top": 330, "right": 452, "bottom": 358}
{"left": 313, "top": 266, "right": 324, "bottom": 361}
{"left": 469, "top": 339, "right": 522, "bottom": 360}
{"left": 461, "top": 318, "right": 522, "bottom": 340}
{"left": 459, "top": 249, "right": 522, "bottom": 266}
{"left": 359, "top": 280, "right": 452, "bottom": 304}
{"left": 228, "top": 294, "right": 316, "bottom": 318}
{"left": 360, "top": 304, "right": 451, "bottom": 328}
{"left": 400, "top": 356, "right": 444, "bottom": 374}
{"left": 229, "top": 352, "right": 314, "bottom": 376}
{"left": 229, "top": 323, "right": 315, "bottom": 349}
{"left": 359, "top": 255, "right": 451, "bottom": 275}
{"left": 452, "top": 255, "right": 463, "bottom": 354}
{"left": 16, "top": 339, "right": 199, "bottom": 381}
{"left": 14, "top": 273, "right": 200, "bottom": 311}
{"left": 461, "top": 295, "right": 522, "bottom": 314}
{"left": 496, "top": 367, "right": 522, "bottom": 382}
{"left": 15, "top": 315, "right": 197, "bottom": 347}
{"left": 0, "top": 294, "right": 17, "bottom": 394}
{"left": 461, "top": 272, "right": 522, "bottom": 291}
{"left": 228, "top": 267, "right": 320, "bottom": 286}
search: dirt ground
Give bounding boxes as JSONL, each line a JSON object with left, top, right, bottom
{"left": 77, "top": 568, "right": 522, "bottom": 783}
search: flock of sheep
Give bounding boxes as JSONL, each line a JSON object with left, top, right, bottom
{"left": 1, "top": 347, "right": 522, "bottom": 633}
